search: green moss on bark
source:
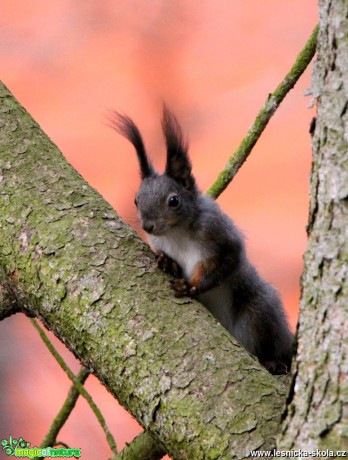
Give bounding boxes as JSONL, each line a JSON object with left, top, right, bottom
{"left": 0, "top": 81, "right": 287, "bottom": 459}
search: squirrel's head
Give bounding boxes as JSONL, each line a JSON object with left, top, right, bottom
{"left": 110, "top": 106, "right": 198, "bottom": 236}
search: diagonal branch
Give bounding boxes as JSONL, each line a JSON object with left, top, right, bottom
{"left": 113, "top": 431, "right": 166, "bottom": 460}
{"left": 0, "top": 80, "right": 287, "bottom": 459}
{"left": 31, "top": 319, "right": 118, "bottom": 456}
{"left": 39, "top": 366, "right": 90, "bottom": 449}
{"left": 208, "top": 24, "right": 318, "bottom": 199}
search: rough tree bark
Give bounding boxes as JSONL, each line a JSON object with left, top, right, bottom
{"left": 278, "top": 0, "right": 348, "bottom": 451}
{"left": 0, "top": 81, "right": 287, "bottom": 459}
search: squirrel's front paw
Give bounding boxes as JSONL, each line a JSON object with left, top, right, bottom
{"left": 171, "top": 278, "right": 197, "bottom": 297}
{"left": 261, "top": 360, "right": 289, "bottom": 375}
{"left": 157, "top": 252, "right": 182, "bottom": 277}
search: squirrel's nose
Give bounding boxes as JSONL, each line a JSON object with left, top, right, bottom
{"left": 142, "top": 221, "right": 155, "bottom": 234}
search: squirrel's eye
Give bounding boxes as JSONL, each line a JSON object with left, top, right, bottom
{"left": 167, "top": 194, "right": 180, "bottom": 208}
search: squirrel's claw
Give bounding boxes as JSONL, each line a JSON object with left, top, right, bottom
{"left": 171, "top": 278, "right": 197, "bottom": 297}
{"left": 260, "top": 360, "right": 289, "bottom": 375}
{"left": 157, "top": 252, "right": 182, "bottom": 277}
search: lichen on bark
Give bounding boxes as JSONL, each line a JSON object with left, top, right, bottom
{"left": 0, "top": 80, "right": 288, "bottom": 459}
{"left": 278, "top": 0, "right": 348, "bottom": 450}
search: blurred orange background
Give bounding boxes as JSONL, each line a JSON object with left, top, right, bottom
{"left": 0, "top": 2, "right": 317, "bottom": 459}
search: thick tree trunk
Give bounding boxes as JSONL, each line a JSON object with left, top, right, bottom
{"left": 0, "top": 81, "right": 287, "bottom": 459}
{"left": 278, "top": 0, "right": 348, "bottom": 450}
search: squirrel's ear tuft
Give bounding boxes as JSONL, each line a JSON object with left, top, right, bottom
{"left": 162, "top": 105, "right": 196, "bottom": 191}
{"left": 108, "top": 111, "right": 155, "bottom": 179}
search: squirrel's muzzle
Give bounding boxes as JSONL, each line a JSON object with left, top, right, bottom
{"left": 142, "top": 221, "right": 155, "bottom": 234}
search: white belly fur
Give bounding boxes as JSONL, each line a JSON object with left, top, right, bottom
{"left": 149, "top": 232, "right": 204, "bottom": 279}
{"left": 149, "top": 232, "right": 236, "bottom": 339}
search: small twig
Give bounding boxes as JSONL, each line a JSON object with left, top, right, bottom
{"left": 30, "top": 318, "right": 118, "bottom": 455}
{"left": 40, "top": 366, "right": 90, "bottom": 448}
{"left": 54, "top": 441, "right": 71, "bottom": 449}
{"left": 111, "top": 431, "right": 166, "bottom": 460}
{"left": 208, "top": 24, "right": 318, "bottom": 199}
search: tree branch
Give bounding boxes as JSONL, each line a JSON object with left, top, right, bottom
{"left": 0, "top": 266, "right": 21, "bottom": 320}
{"left": 30, "top": 319, "right": 117, "bottom": 455}
{"left": 0, "top": 80, "right": 288, "bottom": 459}
{"left": 113, "top": 431, "right": 166, "bottom": 460}
{"left": 39, "top": 366, "right": 90, "bottom": 448}
{"left": 36, "top": 324, "right": 164, "bottom": 460}
{"left": 208, "top": 24, "right": 318, "bottom": 199}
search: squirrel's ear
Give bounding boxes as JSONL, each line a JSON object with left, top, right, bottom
{"left": 162, "top": 105, "right": 196, "bottom": 191}
{"left": 109, "top": 111, "right": 155, "bottom": 179}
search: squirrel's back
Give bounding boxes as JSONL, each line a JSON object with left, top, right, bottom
{"left": 153, "top": 193, "right": 293, "bottom": 373}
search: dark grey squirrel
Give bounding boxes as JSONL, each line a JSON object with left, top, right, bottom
{"left": 110, "top": 106, "right": 293, "bottom": 374}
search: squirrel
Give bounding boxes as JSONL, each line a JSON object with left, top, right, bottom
{"left": 110, "top": 106, "right": 293, "bottom": 374}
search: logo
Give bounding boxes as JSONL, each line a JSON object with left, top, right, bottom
{"left": 1, "top": 436, "right": 81, "bottom": 458}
